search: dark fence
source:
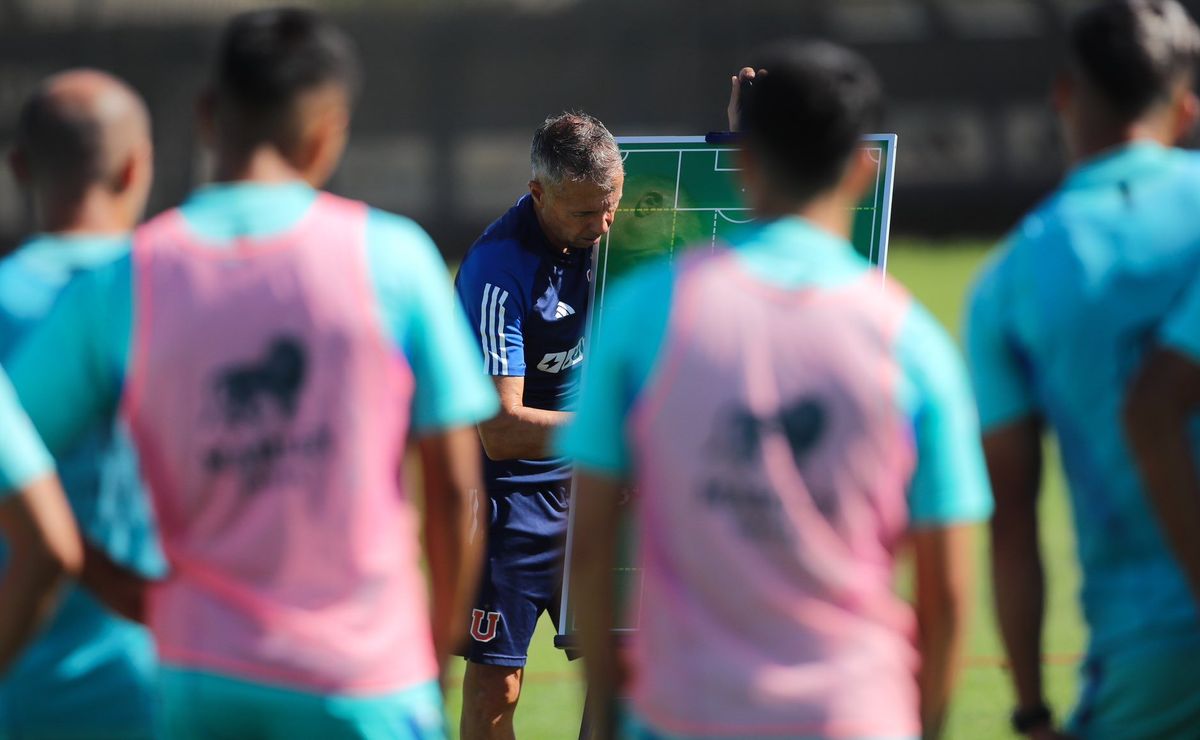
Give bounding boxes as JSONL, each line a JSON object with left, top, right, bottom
{"left": 2, "top": 0, "right": 1197, "bottom": 256}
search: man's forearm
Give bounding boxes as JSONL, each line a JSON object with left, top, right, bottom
{"left": 419, "top": 428, "right": 487, "bottom": 670}
{"left": 991, "top": 518, "right": 1046, "bottom": 709}
{"left": 572, "top": 472, "right": 623, "bottom": 740}
{"left": 478, "top": 405, "right": 571, "bottom": 461}
{"left": 0, "top": 552, "right": 70, "bottom": 671}
{"left": 0, "top": 476, "right": 83, "bottom": 672}
{"left": 914, "top": 526, "right": 972, "bottom": 740}
{"left": 79, "top": 540, "right": 151, "bottom": 623}
{"left": 577, "top": 554, "right": 618, "bottom": 740}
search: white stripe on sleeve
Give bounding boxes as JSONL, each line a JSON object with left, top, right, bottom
{"left": 497, "top": 290, "right": 509, "bottom": 374}
{"left": 487, "top": 285, "right": 501, "bottom": 374}
{"left": 479, "top": 283, "right": 493, "bottom": 373}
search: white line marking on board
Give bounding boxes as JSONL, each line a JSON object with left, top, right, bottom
{"left": 673, "top": 151, "right": 682, "bottom": 209}
{"left": 713, "top": 149, "right": 741, "bottom": 172}
{"left": 716, "top": 210, "right": 754, "bottom": 224}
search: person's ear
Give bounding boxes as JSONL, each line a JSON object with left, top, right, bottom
{"left": 1173, "top": 87, "right": 1199, "bottom": 144}
{"left": 8, "top": 148, "right": 30, "bottom": 187}
{"left": 113, "top": 154, "right": 137, "bottom": 194}
{"left": 528, "top": 179, "right": 546, "bottom": 207}
{"left": 299, "top": 103, "right": 350, "bottom": 188}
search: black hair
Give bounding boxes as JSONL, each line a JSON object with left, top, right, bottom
{"left": 1069, "top": 0, "right": 1200, "bottom": 121}
{"left": 213, "top": 7, "right": 361, "bottom": 150}
{"left": 738, "top": 41, "right": 882, "bottom": 204}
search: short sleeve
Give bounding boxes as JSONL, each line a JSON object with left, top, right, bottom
{"left": 558, "top": 263, "right": 673, "bottom": 477}
{"left": 454, "top": 247, "right": 526, "bottom": 377}
{"left": 1161, "top": 267, "right": 1200, "bottom": 360}
{"left": 965, "top": 248, "right": 1038, "bottom": 431}
{"left": 6, "top": 259, "right": 129, "bottom": 457}
{"left": 899, "top": 303, "right": 994, "bottom": 527}
{"left": 366, "top": 211, "right": 499, "bottom": 433}
{"left": 0, "top": 367, "right": 54, "bottom": 493}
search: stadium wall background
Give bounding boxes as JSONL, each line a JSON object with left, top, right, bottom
{"left": 2, "top": 0, "right": 1198, "bottom": 258}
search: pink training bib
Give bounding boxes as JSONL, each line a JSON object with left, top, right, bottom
{"left": 122, "top": 193, "right": 436, "bottom": 694}
{"left": 628, "top": 249, "right": 921, "bottom": 737}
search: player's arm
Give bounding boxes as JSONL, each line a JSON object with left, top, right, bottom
{"left": 556, "top": 271, "right": 647, "bottom": 740}
{"left": 456, "top": 255, "right": 568, "bottom": 460}
{"left": 964, "top": 258, "right": 1064, "bottom": 738}
{"left": 569, "top": 468, "right": 624, "bottom": 740}
{"left": 478, "top": 376, "right": 570, "bottom": 461}
{"left": 1125, "top": 348, "right": 1200, "bottom": 605}
{"left": 369, "top": 213, "right": 499, "bottom": 672}
{"left": 419, "top": 426, "right": 487, "bottom": 670}
{"left": 0, "top": 369, "right": 83, "bottom": 672}
{"left": 911, "top": 522, "right": 973, "bottom": 740}
{"left": 0, "top": 475, "right": 83, "bottom": 671}
{"left": 982, "top": 417, "right": 1052, "bottom": 718}
{"left": 77, "top": 541, "right": 151, "bottom": 623}
{"left": 899, "top": 303, "right": 992, "bottom": 739}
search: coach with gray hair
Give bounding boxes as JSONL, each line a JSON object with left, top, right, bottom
{"left": 453, "top": 112, "right": 624, "bottom": 738}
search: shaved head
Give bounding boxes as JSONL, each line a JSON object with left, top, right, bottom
{"left": 14, "top": 69, "right": 151, "bottom": 204}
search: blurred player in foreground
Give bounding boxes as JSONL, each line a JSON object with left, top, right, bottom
{"left": 2, "top": 8, "right": 497, "bottom": 738}
{"left": 0, "top": 367, "right": 83, "bottom": 693}
{"left": 966, "top": 1, "right": 1200, "bottom": 737}
{"left": 0, "top": 69, "right": 165, "bottom": 739}
{"left": 563, "top": 41, "right": 992, "bottom": 740}
{"left": 453, "top": 114, "right": 622, "bottom": 739}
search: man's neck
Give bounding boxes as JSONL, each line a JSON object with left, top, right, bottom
{"left": 36, "top": 189, "right": 131, "bottom": 236}
{"left": 1070, "top": 117, "right": 1175, "bottom": 165}
{"left": 212, "top": 145, "right": 307, "bottom": 185}
{"left": 756, "top": 191, "right": 853, "bottom": 242}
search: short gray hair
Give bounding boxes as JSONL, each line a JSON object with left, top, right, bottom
{"left": 530, "top": 112, "right": 623, "bottom": 191}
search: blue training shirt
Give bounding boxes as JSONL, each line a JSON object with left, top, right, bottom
{"left": 0, "top": 234, "right": 164, "bottom": 739}
{"left": 966, "top": 142, "right": 1200, "bottom": 656}
{"left": 455, "top": 194, "right": 592, "bottom": 491}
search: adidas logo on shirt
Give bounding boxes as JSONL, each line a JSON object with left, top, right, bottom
{"left": 553, "top": 302, "right": 575, "bottom": 320}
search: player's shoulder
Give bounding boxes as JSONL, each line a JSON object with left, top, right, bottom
{"left": 1162, "top": 145, "right": 1200, "bottom": 176}
{"left": 364, "top": 206, "right": 437, "bottom": 253}
{"left": 457, "top": 224, "right": 543, "bottom": 299}
{"left": 360, "top": 206, "right": 451, "bottom": 280}
{"left": 1, "top": 236, "right": 131, "bottom": 306}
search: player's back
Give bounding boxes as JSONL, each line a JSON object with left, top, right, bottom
{"left": 123, "top": 189, "right": 436, "bottom": 693}
{"left": 0, "top": 235, "right": 162, "bottom": 738}
{"left": 970, "top": 142, "right": 1200, "bottom": 652}
{"left": 625, "top": 220, "right": 951, "bottom": 737}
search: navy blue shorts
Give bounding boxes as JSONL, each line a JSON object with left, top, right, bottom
{"left": 459, "top": 485, "right": 569, "bottom": 668}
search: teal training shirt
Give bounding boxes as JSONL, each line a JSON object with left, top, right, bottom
{"left": 6, "top": 182, "right": 499, "bottom": 461}
{"left": 0, "top": 366, "right": 52, "bottom": 493}
{"left": 1163, "top": 260, "right": 1200, "bottom": 360}
{"left": 0, "top": 234, "right": 162, "bottom": 739}
{"left": 966, "top": 142, "right": 1200, "bottom": 655}
{"left": 558, "top": 216, "right": 993, "bottom": 528}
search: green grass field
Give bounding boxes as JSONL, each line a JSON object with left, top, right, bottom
{"left": 443, "top": 239, "right": 1087, "bottom": 739}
